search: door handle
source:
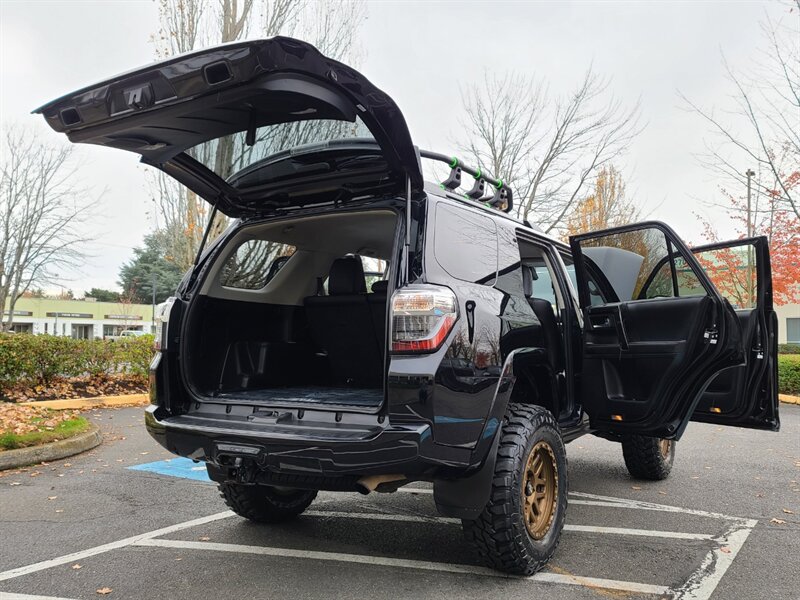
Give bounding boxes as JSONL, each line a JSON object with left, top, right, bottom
{"left": 589, "top": 315, "right": 613, "bottom": 330}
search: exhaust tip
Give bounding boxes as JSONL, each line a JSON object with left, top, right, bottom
{"left": 355, "top": 474, "right": 406, "bottom": 494}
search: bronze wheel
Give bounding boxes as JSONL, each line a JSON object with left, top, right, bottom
{"left": 522, "top": 441, "right": 559, "bottom": 540}
{"left": 463, "top": 404, "right": 568, "bottom": 575}
{"left": 659, "top": 438, "right": 672, "bottom": 459}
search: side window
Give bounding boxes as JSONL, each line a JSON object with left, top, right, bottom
{"left": 322, "top": 255, "right": 388, "bottom": 294}
{"left": 574, "top": 225, "right": 710, "bottom": 304}
{"left": 577, "top": 228, "right": 679, "bottom": 302}
{"left": 687, "top": 244, "right": 759, "bottom": 309}
{"left": 639, "top": 242, "right": 758, "bottom": 309}
{"left": 219, "top": 239, "right": 296, "bottom": 290}
{"left": 434, "top": 203, "right": 498, "bottom": 284}
{"left": 362, "top": 256, "right": 389, "bottom": 291}
{"left": 562, "top": 254, "right": 605, "bottom": 306}
{"left": 529, "top": 263, "right": 557, "bottom": 307}
{"left": 519, "top": 241, "right": 562, "bottom": 314}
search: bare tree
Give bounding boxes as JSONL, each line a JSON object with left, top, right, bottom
{"left": 458, "top": 68, "right": 642, "bottom": 234}
{"left": 682, "top": 0, "right": 799, "bottom": 222}
{"left": 148, "top": 0, "right": 367, "bottom": 271}
{"left": 0, "top": 128, "right": 94, "bottom": 331}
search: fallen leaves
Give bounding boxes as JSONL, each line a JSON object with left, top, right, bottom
{"left": 720, "top": 547, "right": 731, "bottom": 554}
{"left": 47, "top": 496, "right": 57, "bottom": 500}
{"left": 783, "top": 508, "right": 795, "bottom": 514}
{"left": 631, "top": 486, "right": 642, "bottom": 490}
{"left": 0, "top": 404, "right": 80, "bottom": 436}
{"left": 96, "top": 587, "right": 113, "bottom": 595}
{"left": 770, "top": 518, "right": 787, "bottom": 525}
{"left": 198, "top": 536, "right": 210, "bottom": 541}
{"left": 72, "top": 564, "right": 82, "bottom": 570}
{"left": 2, "top": 374, "right": 147, "bottom": 403}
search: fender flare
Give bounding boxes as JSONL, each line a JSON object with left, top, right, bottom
{"left": 433, "top": 347, "right": 548, "bottom": 519}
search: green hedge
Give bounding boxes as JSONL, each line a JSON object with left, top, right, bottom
{"left": 779, "top": 354, "right": 800, "bottom": 396}
{"left": 0, "top": 333, "right": 155, "bottom": 394}
{"left": 778, "top": 344, "right": 800, "bottom": 355}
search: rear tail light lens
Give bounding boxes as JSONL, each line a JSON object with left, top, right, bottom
{"left": 391, "top": 285, "right": 458, "bottom": 353}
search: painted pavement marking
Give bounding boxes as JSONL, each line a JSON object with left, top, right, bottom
{"left": 134, "top": 537, "right": 671, "bottom": 597}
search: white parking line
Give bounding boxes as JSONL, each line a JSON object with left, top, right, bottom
{"left": 0, "top": 511, "right": 234, "bottom": 583}
{"left": 0, "top": 594, "right": 77, "bottom": 600}
{"left": 570, "top": 492, "right": 753, "bottom": 523}
{"left": 673, "top": 519, "right": 758, "bottom": 600}
{"left": 305, "top": 510, "right": 714, "bottom": 540}
{"left": 134, "top": 538, "right": 671, "bottom": 596}
{"left": 0, "top": 492, "right": 756, "bottom": 600}
{"left": 564, "top": 524, "right": 712, "bottom": 540}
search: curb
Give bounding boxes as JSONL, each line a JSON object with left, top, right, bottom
{"left": 780, "top": 394, "right": 800, "bottom": 405}
{"left": 0, "top": 423, "right": 102, "bottom": 471}
{"left": 19, "top": 394, "right": 149, "bottom": 411}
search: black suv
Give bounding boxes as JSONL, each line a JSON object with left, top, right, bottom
{"left": 37, "top": 37, "right": 780, "bottom": 575}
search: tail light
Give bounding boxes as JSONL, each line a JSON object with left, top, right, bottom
{"left": 391, "top": 285, "right": 458, "bottom": 353}
{"left": 153, "top": 297, "right": 176, "bottom": 351}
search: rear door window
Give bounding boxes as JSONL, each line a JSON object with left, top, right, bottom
{"left": 219, "top": 239, "right": 296, "bottom": 289}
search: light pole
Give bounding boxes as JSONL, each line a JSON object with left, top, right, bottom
{"left": 745, "top": 169, "right": 756, "bottom": 306}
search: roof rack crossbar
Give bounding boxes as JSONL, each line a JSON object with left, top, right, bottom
{"left": 418, "top": 149, "right": 513, "bottom": 213}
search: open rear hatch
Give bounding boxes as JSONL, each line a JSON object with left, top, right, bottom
{"left": 35, "top": 37, "right": 423, "bottom": 413}
{"left": 34, "top": 36, "right": 423, "bottom": 216}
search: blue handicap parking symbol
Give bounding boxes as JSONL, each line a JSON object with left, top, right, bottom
{"left": 128, "top": 457, "right": 212, "bottom": 482}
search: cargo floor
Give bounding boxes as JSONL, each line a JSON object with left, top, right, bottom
{"left": 214, "top": 386, "right": 382, "bottom": 407}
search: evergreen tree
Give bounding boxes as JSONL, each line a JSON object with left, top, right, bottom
{"left": 118, "top": 233, "right": 185, "bottom": 304}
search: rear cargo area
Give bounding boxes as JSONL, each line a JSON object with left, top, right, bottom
{"left": 181, "top": 210, "right": 397, "bottom": 411}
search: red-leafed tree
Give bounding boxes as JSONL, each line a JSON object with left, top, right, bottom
{"left": 696, "top": 184, "right": 799, "bottom": 306}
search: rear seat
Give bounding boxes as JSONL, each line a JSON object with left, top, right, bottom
{"left": 304, "top": 257, "right": 383, "bottom": 387}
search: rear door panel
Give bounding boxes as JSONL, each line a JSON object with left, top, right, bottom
{"left": 570, "top": 222, "right": 743, "bottom": 439}
{"left": 690, "top": 237, "right": 779, "bottom": 431}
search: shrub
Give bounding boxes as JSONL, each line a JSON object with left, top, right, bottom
{"left": 0, "top": 333, "right": 156, "bottom": 397}
{"left": 76, "top": 339, "right": 117, "bottom": 378}
{"left": 23, "top": 335, "right": 83, "bottom": 385}
{"left": 778, "top": 344, "right": 800, "bottom": 355}
{"left": 0, "top": 335, "right": 27, "bottom": 391}
{"left": 778, "top": 354, "right": 800, "bottom": 396}
{"left": 115, "top": 335, "right": 156, "bottom": 379}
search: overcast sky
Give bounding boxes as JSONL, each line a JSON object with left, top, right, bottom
{"left": 0, "top": 0, "right": 787, "bottom": 294}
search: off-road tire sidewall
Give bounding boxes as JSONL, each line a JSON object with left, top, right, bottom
{"left": 463, "top": 404, "right": 568, "bottom": 575}
{"left": 218, "top": 482, "right": 317, "bottom": 523}
{"left": 621, "top": 435, "right": 676, "bottom": 481}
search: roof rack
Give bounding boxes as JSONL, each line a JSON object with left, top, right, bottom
{"left": 419, "top": 149, "right": 513, "bottom": 214}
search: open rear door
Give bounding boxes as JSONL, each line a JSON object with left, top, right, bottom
{"left": 687, "top": 237, "right": 779, "bottom": 430}
{"left": 569, "top": 222, "right": 748, "bottom": 440}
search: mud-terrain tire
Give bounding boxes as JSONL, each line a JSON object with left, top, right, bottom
{"left": 462, "top": 404, "right": 567, "bottom": 575}
{"left": 218, "top": 482, "right": 317, "bottom": 523}
{"left": 621, "top": 435, "right": 675, "bottom": 480}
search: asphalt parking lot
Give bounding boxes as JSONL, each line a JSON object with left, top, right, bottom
{"left": 0, "top": 405, "right": 798, "bottom": 600}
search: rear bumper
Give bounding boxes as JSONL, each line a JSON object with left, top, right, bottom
{"left": 145, "top": 405, "right": 470, "bottom": 478}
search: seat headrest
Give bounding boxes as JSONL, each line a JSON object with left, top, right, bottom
{"left": 530, "top": 297, "right": 556, "bottom": 322}
{"left": 521, "top": 266, "right": 533, "bottom": 298}
{"left": 371, "top": 280, "right": 389, "bottom": 294}
{"left": 328, "top": 257, "right": 367, "bottom": 295}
